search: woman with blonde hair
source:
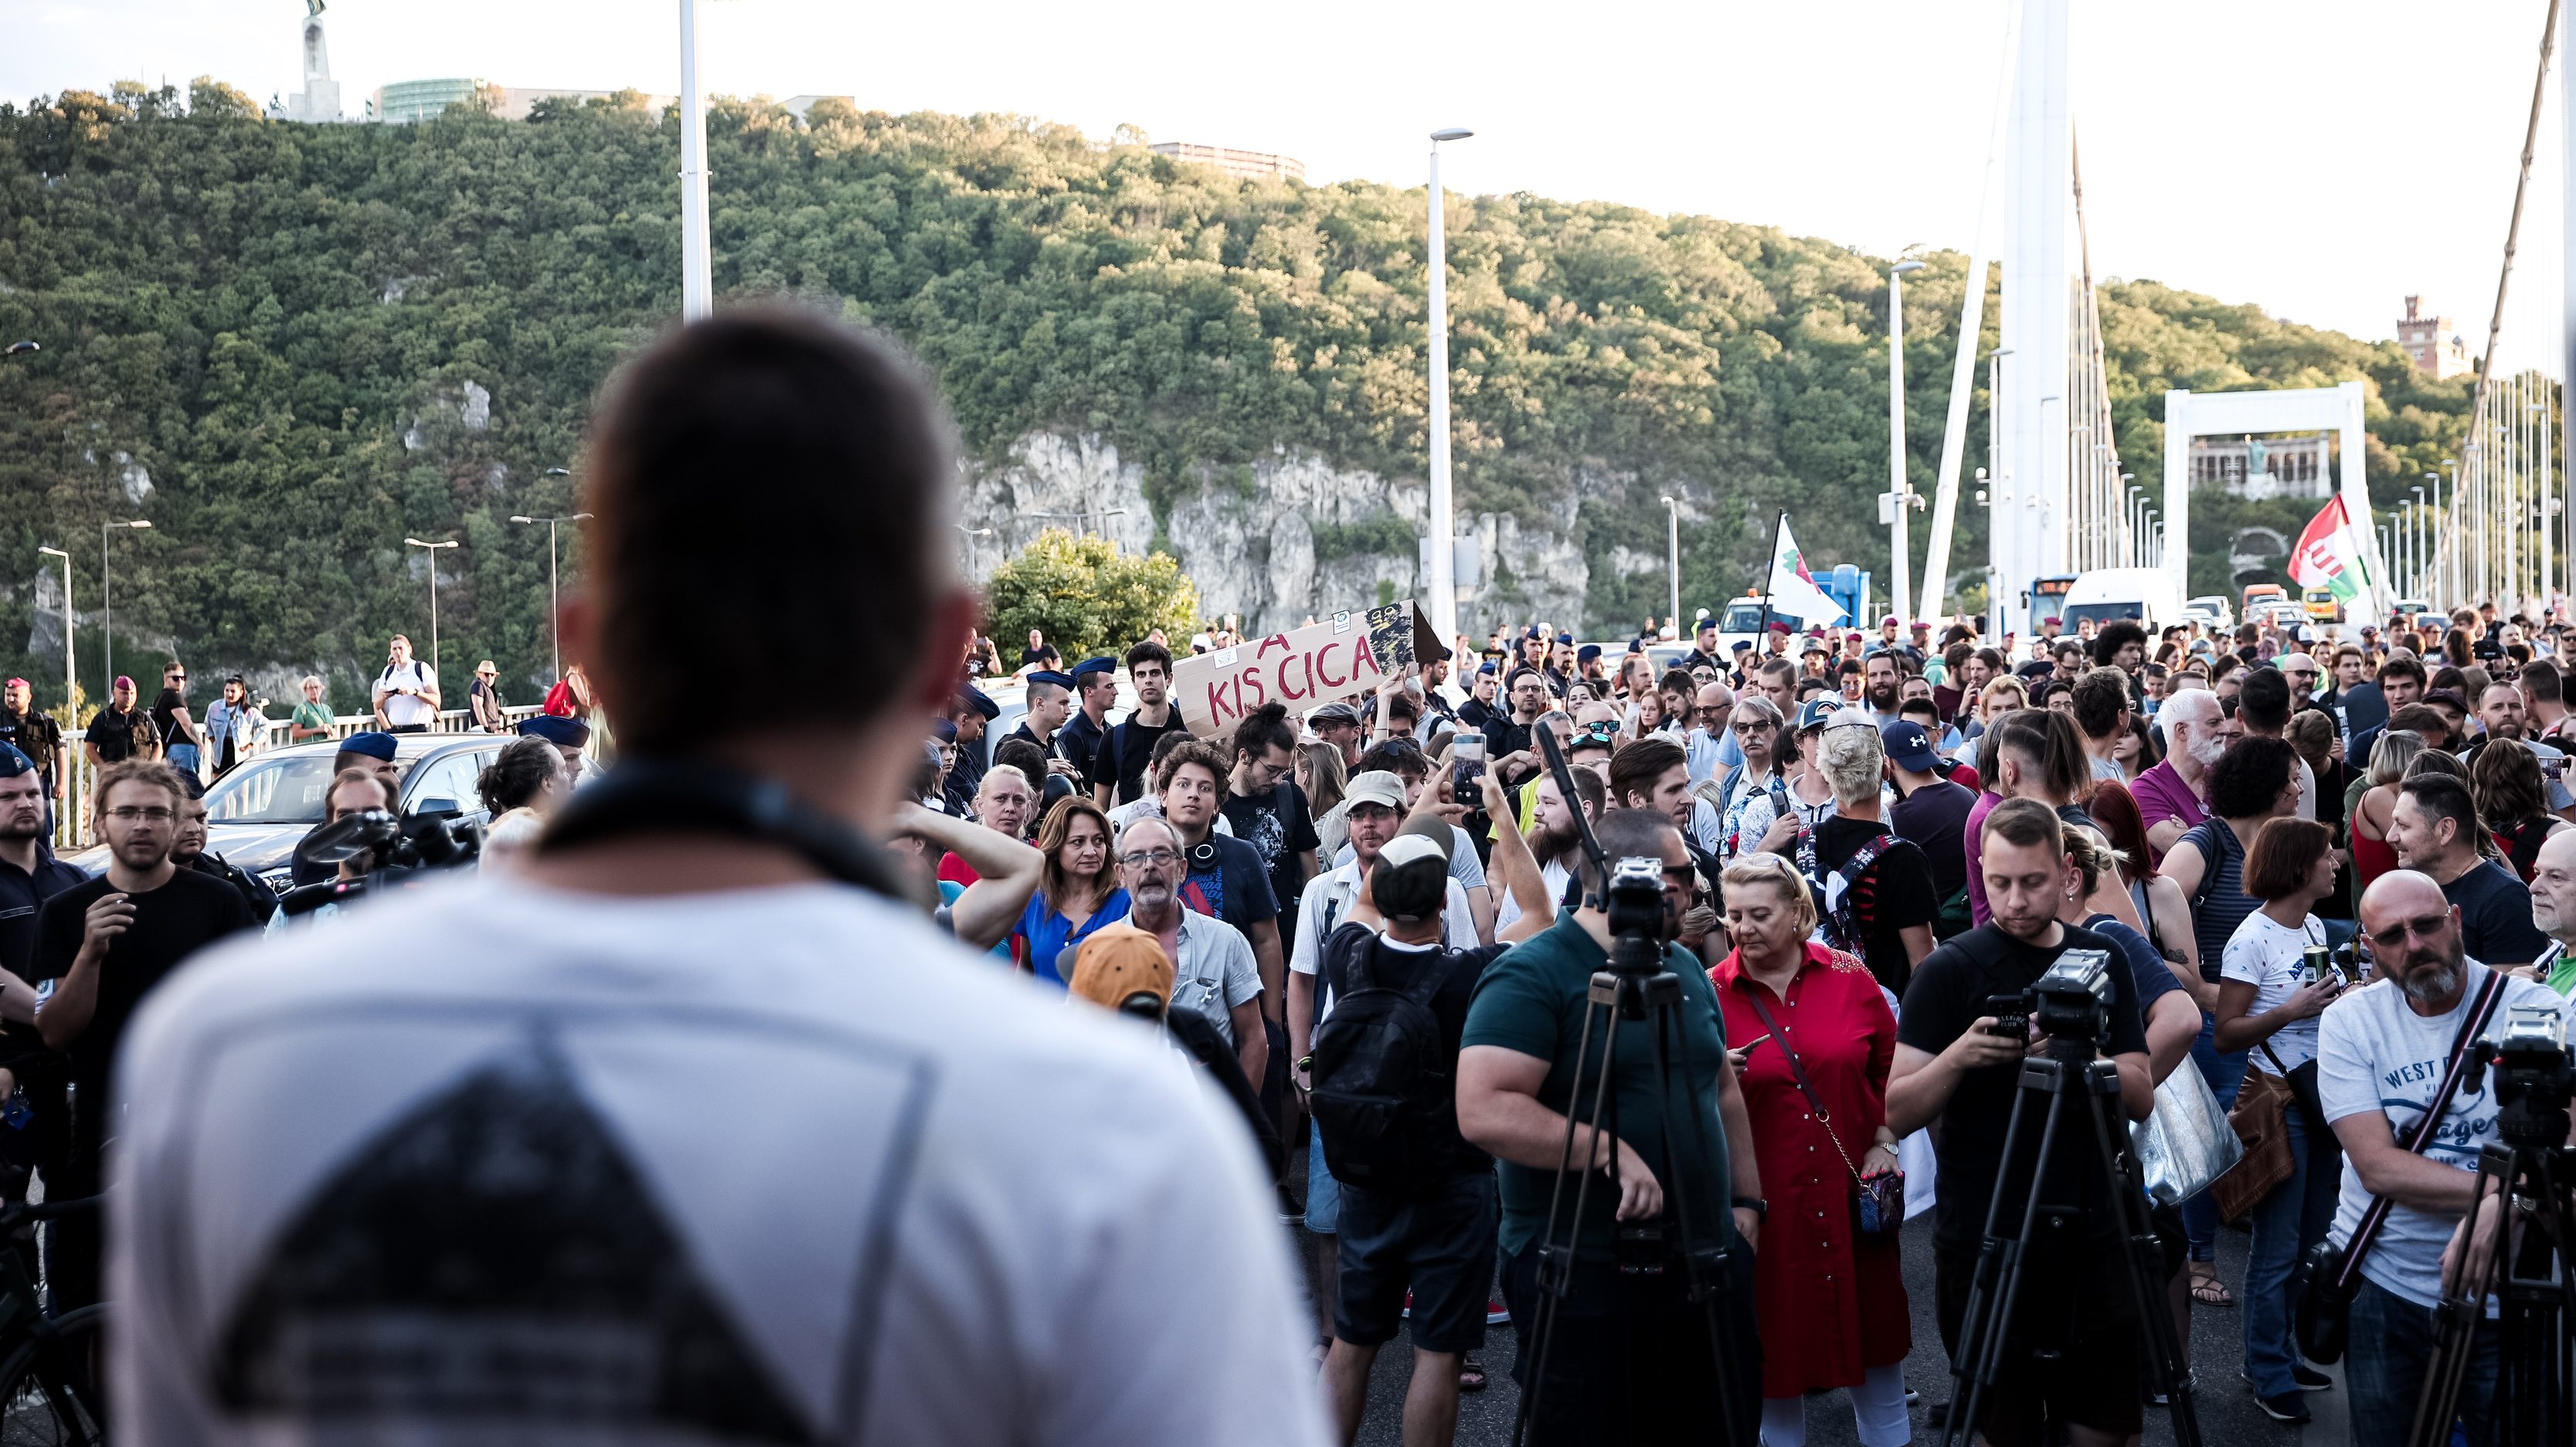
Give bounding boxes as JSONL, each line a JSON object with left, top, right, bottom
{"left": 1708, "top": 851, "right": 1908, "bottom": 1447}
{"left": 1299, "top": 741, "right": 1350, "bottom": 858}
{"left": 2349, "top": 729, "right": 2424, "bottom": 892}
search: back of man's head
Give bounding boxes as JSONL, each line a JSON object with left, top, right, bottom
{"left": 2523, "top": 658, "right": 2564, "bottom": 705}
{"left": 583, "top": 309, "right": 957, "bottom": 756}
{"left": 1575, "top": 807, "right": 1683, "bottom": 901}
{"left": 2238, "top": 667, "right": 2292, "bottom": 733}
{"left": 2207, "top": 735, "right": 2299, "bottom": 820}
{"left": 2071, "top": 666, "right": 2130, "bottom": 742}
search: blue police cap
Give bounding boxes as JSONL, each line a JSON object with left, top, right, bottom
{"left": 930, "top": 717, "right": 958, "bottom": 743}
{"left": 1575, "top": 644, "right": 1602, "bottom": 665}
{"left": 335, "top": 732, "right": 399, "bottom": 763}
{"left": 1070, "top": 655, "right": 1119, "bottom": 684}
{"left": 957, "top": 685, "right": 1001, "bottom": 720}
{"left": 1026, "top": 670, "right": 1076, "bottom": 690}
{"left": 517, "top": 715, "right": 592, "bottom": 748}
{"left": 0, "top": 746, "right": 30, "bottom": 778}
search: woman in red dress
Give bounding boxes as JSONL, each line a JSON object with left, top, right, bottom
{"left": 1711, "top": 852, "right": 1912, "bottom": 1447}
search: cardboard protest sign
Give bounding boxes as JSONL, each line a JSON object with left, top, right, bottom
{"left": 1174, "top": 601, "right": 1445, "bottom": 740}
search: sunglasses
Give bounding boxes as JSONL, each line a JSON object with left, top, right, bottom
{"left": 2364, "top": 913, "right": 2452, "bottom": 951}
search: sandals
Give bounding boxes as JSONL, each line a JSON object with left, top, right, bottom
{"left": 1458, "top": 1354, "right": 1488, "bottom": 1392}
{"left": 2188, "top": 1264, "right": 2234, "bottom": 1308}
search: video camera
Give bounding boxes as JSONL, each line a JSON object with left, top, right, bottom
{"left": 1983, "top": 949, "right": 2114, "bottom": 1048}
{"left": 1602, "top": 856, "right": 1669, "bottom": 960}
{"left": 2476, "top": 1002, "right": 2575, "bottom": 1147}
{"left": 275, "top": 807, "right": 484, "bottom": 918}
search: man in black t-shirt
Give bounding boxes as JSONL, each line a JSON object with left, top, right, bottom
{"left": 81, "top": 675, "right": 155, "bottom": 770}
{"left": 1885, "top": 719, "right": 1976, "bottom": 929}
{"left": 1887, "top": 798, "right": 2153, "bottom": 1447}
{"left": 1092, "top": 641, "right": 1188, "bottom": 807}
{"left": 1018, "top": 629, "right": 1061, "bottom": 675}
{"left": 1219, "top": 705, "right": 1320, "bottom": 943}
{"left": 32, "top": 760, "right": 256, "bottom": 1308}
{"left": 1312, "top": 821, "right": 1506, "bottom": 1447}
{"left": 1803, "top": 717, "right": 1936, "bottom": 994}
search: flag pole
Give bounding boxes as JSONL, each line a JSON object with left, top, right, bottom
{"left": 1757, "top": 510, "right": 1786, "bottom": 650}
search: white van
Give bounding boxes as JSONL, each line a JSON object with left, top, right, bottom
{"left": 2061, "top": 568, "right": 2183, "bottom": 633}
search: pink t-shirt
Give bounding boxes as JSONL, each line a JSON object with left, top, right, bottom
{"left": 2126, "top": 761, "right": 2209, "bottom": 867}
{"left": 1964, "top": 790, "right": 2000, "bottom": 927}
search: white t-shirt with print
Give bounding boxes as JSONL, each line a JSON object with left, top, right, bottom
{"left": 110, "top": 873, "right": 1325, "bottom": 1447}
{"left": 2316, "top": 963, "right": 2564, "bottom": 1309}
{"left": 2220, "top": 909, "right": 2330, "bottom": 1075}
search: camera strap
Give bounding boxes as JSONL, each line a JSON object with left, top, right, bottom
{"left": 2330, "top": 966, "right": 2512, "bottom": 1292}
{"left": 537, "top": 759, "right": 912, "bottom": 904}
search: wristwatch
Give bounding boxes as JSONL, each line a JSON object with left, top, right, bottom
{"left": 1732, "top": 1196, "right": 1767, "bottom": 1219}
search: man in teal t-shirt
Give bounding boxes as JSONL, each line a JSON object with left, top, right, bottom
{"left": 1458, "top": 807, "right": 1762, "bottom": 1445}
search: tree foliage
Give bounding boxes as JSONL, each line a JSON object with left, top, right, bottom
{"left": 0, "top": 80, "right": 2477, "bottom": 704}
{"left": 983, "top": 529, "right": 1200, "bottom": 662}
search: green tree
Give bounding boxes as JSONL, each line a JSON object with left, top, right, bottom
{"left": 984, "top": 530, "right": 1199, "bottom": 661}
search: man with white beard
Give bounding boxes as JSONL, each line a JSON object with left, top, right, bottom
{"left": 2133, "top": 687, "right": 2224, "bottom": 862}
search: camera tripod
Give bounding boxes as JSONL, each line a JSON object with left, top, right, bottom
{"left": 1939, "top": 1036, "right": 2202, "bottom": 1447}
{"left": 1511, "top": 732, "right": 1750, "bottom": 1447}
{"left": 2408, "top": 1097, "right": 2576, "bottom": 1447}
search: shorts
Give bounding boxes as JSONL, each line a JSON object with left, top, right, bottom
{"left": 1304, "top": 1133, "right": 1341, "bottom": 1235}
{"left": 1935, "top": 1238, "right": 2143, "bottom": 1447}
{"left": 1333, "top": 1171, "right": 1497, "bottom": 1354}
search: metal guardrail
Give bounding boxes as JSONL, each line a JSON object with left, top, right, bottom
{"left": 46, "top": 705, "right": 549, "bottom": 851}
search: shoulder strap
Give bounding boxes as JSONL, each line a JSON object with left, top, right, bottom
{"left": 2333, "top": 966, "right": 2516, "bottom": 1288}
{"left": 1742, "top": 987, "right": 1864, "bottom": 1185}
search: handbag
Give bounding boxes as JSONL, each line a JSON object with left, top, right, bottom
{"left": 2130, "top": 1058, "right": 2241, "bottom": 1208}
{"left": 1744, "top": 990, "right": 1903, "bottom": 1236}
{"left": 2292, "top": 967, "right": 2510, "bottom": 1364}
{"left": 2210, "top": 1045, "right": 2298, "bottom": 1223}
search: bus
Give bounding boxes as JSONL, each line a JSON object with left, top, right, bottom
{"left": 2030, "top": 575, "right": 2078, "bottom": 630}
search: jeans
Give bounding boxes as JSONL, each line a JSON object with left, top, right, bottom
{"left": 2346, "top": 1276, "right": 2498, "bottom": 1447}
{"left": 165, "top": 742, "right": 200, "bottom": 779}
{"left": 2180, "top": 1012, "right": 2249, "bottom": 1260}
{"left": 2242, "top": 1097, "right": 2341, "bottom": 1397}
{"left": 1304, "top": 1133, "right": 1341, "bottom": 1235}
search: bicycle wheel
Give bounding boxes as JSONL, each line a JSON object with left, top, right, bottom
{"left": 0, "top": 1303, "right": 104, "bottom": 1447}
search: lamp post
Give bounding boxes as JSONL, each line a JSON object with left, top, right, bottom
{"left": 2412, "top": 484, "right": 2431, "bottom": 600}
{"left": 404, "top": 537, "right": 460, "bottom": 681}
{"left": 35, "top": 546, "right": 72, "bottom": 718}
{"left": 2141, "top": 508, "right": 2159, "bottom": 569}
{"left": 510, "top": 506, "right": 593, "bottom": 684}
{"left": 677, "top": 0, "right": 712, "bottom": 321}
{"left": 1426, "top": 125, "right": 1473, "bottom": 648}
{"left": 2439, "top": 457, "right": 2457, "bottom": 605}
{"left": 1658, "top": 495, "right": 1681, "bottom": 632}
{"left": 1885, "top": 260, "right": 1925, "bottom": 624}
{"left": 100, "top": 518, "right": 149, "bottom": 702}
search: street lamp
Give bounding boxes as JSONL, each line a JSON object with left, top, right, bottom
{"left": 2122, "top": 476, "right": 2143, "bottom": 566}
{"left": 2412, "top": 484, "right": 2429, "bottom": 598}
{"left": 955, "top": 523, "right": 994, "bottom": 538}
{"left": 509, "top": 508, "right": 593, "bottom": 684}
{"left": 1425, "top": 124, "right": 1474, "bottom": 648}
{"left": 35, "top": 546, "right": 72, "bottom": 718}
{"left": 404, "top": 537, "right": 460, "bottom": 681}
{"left": 100, "top": 519, "right": 149, "bottom": 702}
{"left": 1659, "top": 495, "right": 1681, "bottom": 633}
{"left": 1885, "top": 259, "right": 1925, "bottom": 625}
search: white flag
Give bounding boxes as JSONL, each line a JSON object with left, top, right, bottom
{"left": 1765, "top": 517, "right": 1846, "bottom": 623}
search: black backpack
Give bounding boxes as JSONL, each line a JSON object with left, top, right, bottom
{"left": 1309, "top": 937, "right": 1455, "bottom": 1197}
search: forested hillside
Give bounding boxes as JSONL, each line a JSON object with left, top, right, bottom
{"left": 0, "top": 79, "right": 2476, "bottom": 701}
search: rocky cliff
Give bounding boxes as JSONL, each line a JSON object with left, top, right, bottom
{"left": 954, "top": 431, "right": 1592, "bottom": 638}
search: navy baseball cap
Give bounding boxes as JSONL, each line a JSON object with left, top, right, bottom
{"left": 516, "top": 715, "right": 591, "bottom": 748}
{"left": 1881, "top": 720, "right": 1944, "bottom": 773}
{"left": 1794, "top": 698, "right": 1839, "bottom": 732}
{"left": 335, "top": 731, "right": 399, "bottom": 763}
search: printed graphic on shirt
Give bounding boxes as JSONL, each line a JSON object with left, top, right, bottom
{"left": 2377, "top": 1060, "right": 2498, "bottom": 1163}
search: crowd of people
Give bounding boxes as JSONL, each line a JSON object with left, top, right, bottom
{"left": 2, "top": 309, "right": 2568, "bottom": 1446}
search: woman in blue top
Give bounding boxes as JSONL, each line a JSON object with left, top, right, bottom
{"left": 1013, "top": 797, "right": 1129, "bottom": 986}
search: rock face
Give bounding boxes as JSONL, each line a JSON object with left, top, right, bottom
{"left": 955, "top": 432, "right": 1588, "bottom": 637}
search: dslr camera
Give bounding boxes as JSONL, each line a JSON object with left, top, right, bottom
{"left": 1984, "top": 949, "right": 2114, "bottom": 1046}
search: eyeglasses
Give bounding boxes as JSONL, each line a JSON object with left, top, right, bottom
{"left": 1118, "top": 847, "right": 1182, "bottom": 868}
{"left": 1731, "top": 720, "right": 1774, "bottom": 735}
{"left": 107, "top": 807, "right": 174, "bottom": 824}
{"left": 2365, "top": 913, "right": 2452, "bottom": 951}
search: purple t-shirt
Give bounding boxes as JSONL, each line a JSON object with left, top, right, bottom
{"left": 2127, "top": 761, "right": 2208, "bottom": 867}
{"left": 1964, "top": 790, "right": 2001, "bottom": 927}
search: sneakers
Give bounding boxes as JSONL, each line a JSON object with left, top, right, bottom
{"left": 2257, "top": 1391, "right": 2313, "bottom": 1425}
{"left": 2294, "top": 1363, "right": 2333, "bottom": 1391}
{"left": 1487, "top": 1298, "right": 1511, "bottom": 1326}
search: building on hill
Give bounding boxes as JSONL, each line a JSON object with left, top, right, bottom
{"left": 372, "top": 80, "right": 677, "bottom": 124}
{"left": 1147, "top": 141, "right": 1305, "bottom": 185}
{"left": 2397, "top": 295, "right": 2471, "bottom": 379}
{"left": 267, "top": 0, "right": 343, "bottom": 123}
{"left": 2189, "top": 432, "right": 2333, "bottom": 501}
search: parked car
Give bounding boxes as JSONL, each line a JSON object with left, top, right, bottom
{"left": 2184, "top": 595, "right": 2236, "bottom": 630}
{"left": 67, "top": 733, "right": 510, "bottom": 893}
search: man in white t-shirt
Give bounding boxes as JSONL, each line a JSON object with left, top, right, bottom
{"left": 109, "top": 311, "right": 1324, "bottom": 1447}
{"left": 370, "top": 633, "right": 441, "bottom": 732}
{"left": 2316, "top": 869, "right": 2562, "bottom": 1447}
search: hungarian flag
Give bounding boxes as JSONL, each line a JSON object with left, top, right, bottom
{"left": 2290, "top": 494, "right": 2371, "bottom": 603}
{"left": 1766, "top": 516, "right": 1846, "bottom": 623}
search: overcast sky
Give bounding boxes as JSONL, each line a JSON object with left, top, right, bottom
{"left": 14, "top": 0, "right": 2571, "bottom": 368}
